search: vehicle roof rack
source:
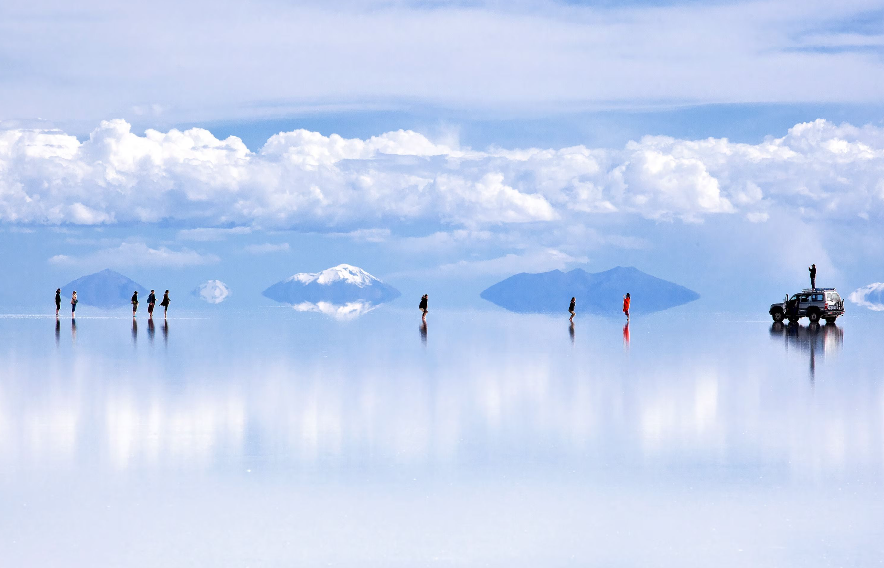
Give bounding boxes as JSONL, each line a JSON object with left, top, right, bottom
{"left": 801, "top": 287, "right": 836, "bottom": 292}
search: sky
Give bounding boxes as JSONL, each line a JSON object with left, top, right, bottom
{"left": 1, "top": 0, "right": 884, "bottom": 310}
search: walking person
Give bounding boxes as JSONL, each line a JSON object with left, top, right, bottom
{"left": 160, "top": 290, "right": 170, "bottom": 318}
{"left": 71, "top": 291, "right": 78, "bottom": 318}
{"left": 147, "top": 290, "right": 156, "bottom": 319}
{"left": 419, "top": 294, "right": 428, "bottom": 319}
{"left": 131, "top": 290, "right": 139, "bottom": 317}
{"left": 809, "top": 264, "right": 817, "bottom": 290}
{"left": 55, "top": 288, "right": 61, "bottom": 317}
{"left": 623, "top": 292, "right": 630, "bottom": 322}
{"left": 569, "top": 297, "right": 576, "bottom": 323}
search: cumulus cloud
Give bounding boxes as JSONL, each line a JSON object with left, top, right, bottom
{"left": 3, "top": 118, "right": 884, "bottom": 229}
{"left": 244, "top": 242, "right": 290, "bottom": 254}
{"left": 194, "top": 280, "right": 230, "bottom": 304}
{"left": 48, "top": 242, "right": 219, "bottom": 268}
{"left": 848, "top": 283, "right": 884, "bottom": 311}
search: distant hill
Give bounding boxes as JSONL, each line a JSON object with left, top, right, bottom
{"left": 480, "top": 266, "right": 699, "bottom": 315}
{"left": 262, "top": 264, "right": 400, "bottom": 305}
{"left": 61, "top": 269, "right": 148, "bottom": 308}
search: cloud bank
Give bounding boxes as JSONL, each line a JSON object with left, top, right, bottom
{"left": 848, "top": 283, "right": 884, "bottom": 311}
{"left": 2, "top": 1, "right": 883, "bottom": 123}
{"left": 48, "top": 242, "right": 219, "bottom": 268}
{"left": 2, "top": 119, "right": 884, "bottom": 230}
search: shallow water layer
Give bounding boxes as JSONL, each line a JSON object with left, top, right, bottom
{"left": 0, "top": 308, "right": 882, "bottom": 567}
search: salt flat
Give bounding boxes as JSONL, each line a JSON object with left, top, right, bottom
{"left": 0, "top": 307, "right": 881, "bottom": 567}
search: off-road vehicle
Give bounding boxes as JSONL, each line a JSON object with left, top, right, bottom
{"left": 769, "top": 288, "right": 844, "bottom": 324}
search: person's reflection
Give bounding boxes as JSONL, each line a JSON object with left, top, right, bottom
{"left": 569, "top": 322, "right": 575, "bottom": 345}
{"left": 132, "top": 319, "right": 138, "bottom": 345}
{"left": 419, "top": 320, "right": 427, "bottom": 345}
{"left": 623, "top": 322, "right": 630, "bottom": 350}
{"left": 162, "top": 320, "right": 169, "bottom": 347}
{"left": 148, "top": 318, "right": 155, "bottom": 344}
{"left": 55, "top": 318, "right": 60, "bottom": 346}
{"left": 71, "top": 318, "right": 77, "bottom": 343}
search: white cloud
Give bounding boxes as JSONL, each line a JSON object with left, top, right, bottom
{"left": 4, "top": 118, "right": 884, "bottom": 230}
{"left": 848, "top": 283, "right": 884, "bottom": 311}
{"left": 391, "top": 248, "right": 588, "bottom": 280}
{"left": 48, "top": 242, "right": 219, "bottom": 268}
{"left": 177, "top": 227, "right": 252, "bottom": 241}
{"left": 194, "top": 280, "right": 230, "bottom": 304}
{"left": 2, "top": 2, "right": 884, "bottom": 124}
{"left": 244, "top": 242, "right": 290, "bottom": 254}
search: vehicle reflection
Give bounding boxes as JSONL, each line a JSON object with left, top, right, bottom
{"left": 770, "top": 322, "right": 843, "bottom": 381}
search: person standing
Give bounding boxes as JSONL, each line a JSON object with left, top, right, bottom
{"left": 623, "top": 292, "right": 631, "bottom": 322}
{"left": 71, "top": 291, "right": 78, "bottom": 318}
{"left": 55, "top": 288, "right": 61, "bottom": 317}
{"left": 131, "top": 291, "right": 139, "bottom": 317}
{"left": 809, "top": 264, "right": 817, "bottom": 290}
{"left": 160, "top": 290, "right": 170, "bottom": 318}
{"left": 419, "top": 294, "right": 428, "bottom": 319}
{"left": 569, "top": 297, "right": 576, "bottom": 322}
{"left": 147, "top": 290, "right": 156, "bottom": 319}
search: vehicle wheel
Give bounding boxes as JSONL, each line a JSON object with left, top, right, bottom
{"left": 808, "top": 311, "right": 820, "bottom": 324}
{"left": 825, "top": 317, "right": 837, "bottom": 325}
{"left": 771, "top": 311, "right": 784, "bottom": 323}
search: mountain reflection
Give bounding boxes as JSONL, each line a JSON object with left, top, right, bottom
{"left": 291, "top": 300, "right": 380, "bottom": 319}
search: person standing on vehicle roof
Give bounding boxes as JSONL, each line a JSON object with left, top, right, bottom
{"left": 809, "top": 264, "right": 817, "bottom": 290}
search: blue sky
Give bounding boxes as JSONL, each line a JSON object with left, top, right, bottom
{"left": 1, "top": 0, "right": 884, "bottom": 309}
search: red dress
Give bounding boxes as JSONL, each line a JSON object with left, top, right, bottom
{"left": 623, "top": 297, "right": 630, "bottom": 314}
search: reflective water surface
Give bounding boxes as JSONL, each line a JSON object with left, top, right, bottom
{"left": 1, "top": 309, "right": 882, "bottom": 567}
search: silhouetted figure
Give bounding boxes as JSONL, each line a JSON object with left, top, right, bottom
{"left": 55, "top": 288, "right": 61, "bottom": 317}
{"left": 55, "top": 319, "right": 60, "bottom": 346}
{"left": 569, "top": 297, "right": 576, "bottom": 322}
{"left": 420, "top": 320, "right": 427, "bottom": 345}
{"left": 131, "top": 291, "right": 138, "bottom": 317}
{"left": 148, "top": 318, "right": 155, "bottom": 343}
{"left": 160, "top": 290, "right": 170, "bottom": 318}
{"left": 71, "top": 291, "right": 78, "bottom": 318}
{"left": 569, "top": 321, "right": 575, "bottom": 344}
{"left": 809, "top": 264, "right": 817, "bottom": 290}
{"left": 623, "top": 293, "right": 631, "bottom": 322}
{"left": 147, "top": 290, "right": 156, "bottom": 318}
{"left": 419, "top": 294, "right": 428, "bottom": 319}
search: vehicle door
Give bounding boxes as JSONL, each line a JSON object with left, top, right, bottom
{"left": 798, "top": 293, "right": 811, "bottom": 315}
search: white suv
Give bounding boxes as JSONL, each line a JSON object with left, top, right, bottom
{"left": 769, "top": 288, "right": 844, "bottom": 324}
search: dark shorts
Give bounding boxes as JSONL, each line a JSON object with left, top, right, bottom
{"left": 148, "top": 304, "right": 154, "bottom": 314}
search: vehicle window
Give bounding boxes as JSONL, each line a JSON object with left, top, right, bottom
{"left": 813, "top": 294, "right": 823, "bottom": 301}
{"left": 799, "top": 295, "right": 810, "bottom": 302}
{"left": 790, "top": 295, "right": 798, "bottom": 301}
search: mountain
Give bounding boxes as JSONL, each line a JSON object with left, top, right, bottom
{"left": 61, "top": 269, "right": 148, "bottom": 308}
{"left": 262, "top": 264, "right": 400, "bottom": 305}
{"left": 480, "top": 266, "right": 699, "bottom": 315}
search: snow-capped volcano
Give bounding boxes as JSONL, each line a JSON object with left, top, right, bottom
{"left": 263, "top": 264, "right": 400, "bottom": 307}
{"left": 289, "top": 264, "right": 380, "bottom": 287}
